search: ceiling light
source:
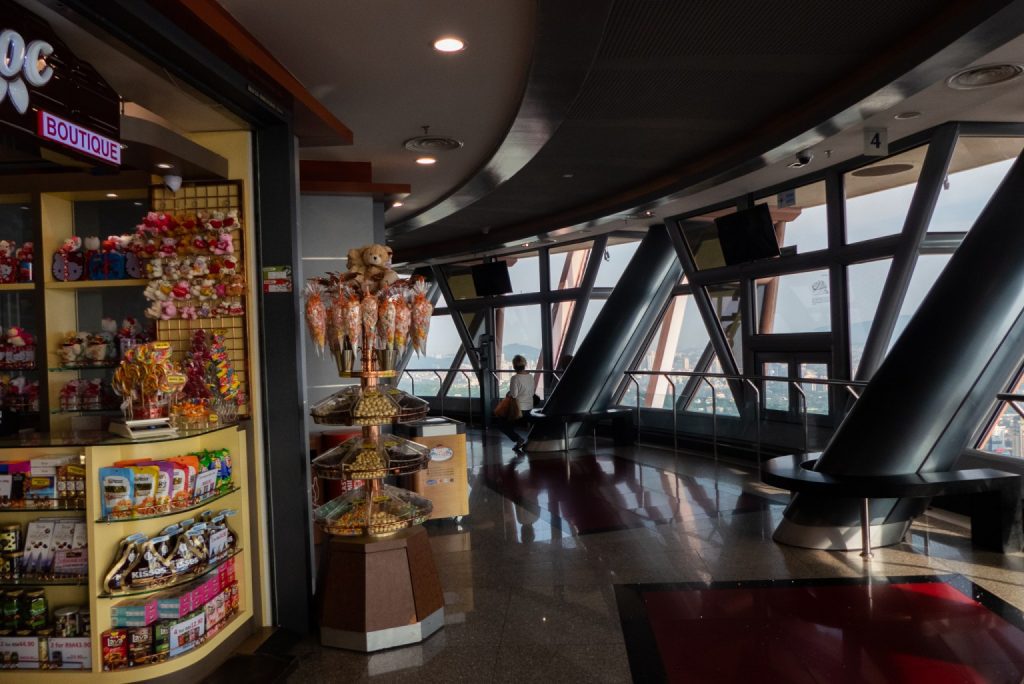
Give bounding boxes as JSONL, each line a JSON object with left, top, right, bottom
{"left": 894, "top": 111, "right": 921, "bottom": 120}
{"left": 404, "top": 135, "right": 462, "bottom": 152}
{"left": 433, "top": 37, "right": 465, "bottom": 53}
{"left": 133, "top": 202, "right": 143, "bottom": 207}
{"left": 105, "top": 193, "right": 118, "bottom": 198}
{"left": 416, "top": 157, "right": 436, "bottom": 165}
{"left": 19, "top": 206, "right": 29, "bottom": 211}
{"left": 947, "top": 63, "right": 1023, "bottom": 90}
{"left": 522, "top": 243, "right": 530, "bottom": 247}
{"left": 850, "top": 163, "right": 915, "bottom": 178}
{"left": 562, "top": 173, "right": 574, "bottom": 179}
{"left": 392, "top": 201, "right": 404, "bottom": 208}
{"left": 156, "top": 162, "right": 173, "bottom": 169}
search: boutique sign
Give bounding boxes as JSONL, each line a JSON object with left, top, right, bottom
{"left": 0, "top": 0, "right": 121, "bottom": 165}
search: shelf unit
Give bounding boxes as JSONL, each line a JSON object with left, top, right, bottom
{"left": 44, "top": 280, "right": 149, "bottom": 290}
{"left": 0, "top": 424, "right": 252, "bottom": 682}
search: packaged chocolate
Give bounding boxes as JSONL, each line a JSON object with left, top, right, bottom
{"left": 127, "top": 535, "right": 173, "bottom": 587}
{"left": 0, "top": 523, "right": 19, "bottom": 552}
{"left": 127, "top": 625, "right": 152, "bottom": 666}
{"left": 99, "top": 468, "right": 134, "bottom": 520}
{"left": 130, "top": 466, "right": 159, "bottom": 516}
{"left": 54, "top": 607, "right": 79, "bottom": 637}
{"left": 101, "top": 628, "right": 128, "bottom": 671}
{"left": 169, "top": 456, "right": 199, "bottom": 499}
{"left": 111, "top": 597, "right": 157, "bottom": 627}
{"left": 103, "top": 534, "right": 146, "bottom": 593}
{"left": 0, "top": 473, "right": 11, "bottom": 506}
{"left": 5, "top": 551, "right": 22, "bottom": 580}
{"left": 153, "top": 619, "right": 171, "bottom": 656}
{"left": 167, "top": 526, "right": 200, "bottom": 575}
{"left": 22, "top": 519, "right": 55, "bottom": 575}
{"left": 168, "top": 462, "right": 189, "bottom": 509}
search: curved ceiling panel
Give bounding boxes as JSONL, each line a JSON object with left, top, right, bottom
{"left": 389, "top": 0, "right": 1019, "bottom": 260}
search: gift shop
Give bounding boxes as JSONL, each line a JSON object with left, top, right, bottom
{"left": 0, "top": 0, "right": 336, "bottom": 680}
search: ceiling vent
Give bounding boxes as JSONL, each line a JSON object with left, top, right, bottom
{"left": 851, "top": 163, "right": 915, "bottom": 177}
{"left": 403, "top": 136, "right": 463, "bottom": 153}
{"left": 947, "top": 64, "right": 1023, "bottom": 90}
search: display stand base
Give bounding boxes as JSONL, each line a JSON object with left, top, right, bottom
{"left": 318, "top": 525, "right": 444, "bottom": 652}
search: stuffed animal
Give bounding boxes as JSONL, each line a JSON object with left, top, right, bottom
{"left": 159, "top": 237, "right": 177, "bottom": 257}
{"left": 180, "top": 305, "right": 198, "bottom": 320}
{"left": 83, "top": 236, "right": 101, "bottom": 254}
{"left": 171, "top": 280, "right": 190, "bottom": 300}
{"left": 225, "top": 275, "right": 245, "bottom": 298}
{"left": 211, "top": 233, "right": 233, "bottom": 255}
{"left": 147, "top": 257, "right": 164, "bottom": 280}
{"left": 359, "top": 243, "right": 399, "bottom": 288}
{"left": 160, "top": 300, "right": 178, "bottom": 320}
{"left": 15, "top": 242, "right": 32, "bottom": 283}
{"left": 52, "top": 236, "right": 84, "bottom": 281}
{"left": 191, "top": 255, "right": 210, "bottom": 277}
{"left": 6, "top": 327, "right": 32, "bottom": 347}
{"left": 0, "top": 241, "right": 17, "bottom": 284}
{"left": 145, "top": 300, "right": 162, "bottom": 319}
{"left": 88, "top": 238, "right": 125, "bottom": 280}
{"left": 346, "top": 246, "right": 366, "bottom": 275}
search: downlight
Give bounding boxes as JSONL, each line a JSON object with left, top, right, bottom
{"left": 947, "top": 64, "right": 1023, "bottom": 90}
{"left": 403, "top": 135, "right": 463, "bottom": 153}
{"left": 850, "top": 163, "right": 915, "bottom": 178}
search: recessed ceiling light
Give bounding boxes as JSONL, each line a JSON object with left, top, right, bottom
{"left": 947, "top": 63, "right": 1023, "bottom": 90}
{"left": 433, "top": 37, "right": 465, "bottom": 53}
{"left": 416, "top": 157, "right": 436, "bottom": 165}
{"left": 392, "top": 201, "right": 404, "bottom": 208}
{"left": 105, "top": 193, "right": 118, "bottom": 198}
{"left": 894, "top": 111, "right": 921, "bottom": 120}
{"left": 19, "top": 206, "right": 29, "bottom": 211}
{"left": 156, "top": 162, "right": 173, "bottom": 169}
{"left": 522, "top": 243, "right": 530, "bottom": 247}
{"left": 851, "top": 163, "right": 915, "bottom": 178}
{"left": 133, "top": 202, "right": 143, "bottom": 206}
{"left": 562, "top": 173, "right": 574, "bottom": 179}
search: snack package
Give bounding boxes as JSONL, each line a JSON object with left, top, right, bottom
{"left": 104, "top": 533, "right": 146, "bottom": 593}
{"left": 130, "top": 466, "right": 160, "bottom": 516}
{"left": 102, "top": 628, "right": 129, "bottom": 671}
{"left": 128, "top": 534, "right": 173, "bottom": 587}
{"left": 150, "top": 462, "right": 174, "bottom": 514}
{"left": 169, "top": 456, "right": 200, "bottom": 499}
{"left": 304, "top": 281, "right": 327, "bottom": 355}
{"left": 100, "top": 467, "right": 135, "bottom": 520}
{"left": 361, "top": 287, "right": 378, "bottom": 347}
{"left": 169, "top": 462, "right": 189, "bottom": 509}
{"left": 394, "top": 295, "right": 411, "bottom": 351}
{"left": 344, "top": 291, "right": 362, "bottom": 351}
{"left": 410, "top": 277, "right": 433, "bottom": 355}
{"left": 23, "top": 518, "right": 55, "bottom": 574}
{"left": 378, "top": 295, "right": 396, "bottom": 350}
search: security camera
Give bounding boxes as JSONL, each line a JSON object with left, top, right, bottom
{"left": 162, "top": 174, "right": 182, "bottom": 192}
{"left": 788, "top": 151, "right": 814, "bottom": 169}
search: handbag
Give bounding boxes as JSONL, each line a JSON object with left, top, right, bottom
{"left": 494, "top": 395, "right": 522, "bottom": 420}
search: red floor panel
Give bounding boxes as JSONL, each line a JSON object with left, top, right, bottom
{"left": 617, "top": 577, "right": 1024, "bottom": 684}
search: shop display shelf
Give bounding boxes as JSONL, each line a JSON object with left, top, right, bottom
{"left": 49, "top": 363, "right": 119, "bottom": 372}
{"left": 310, "top": 385, "right": 429, "bottom": 426}
{"left": 0, "top": 283, "right": 35, "bottom": 291}
{"left": 109, "top": 607, "right": 242, "bottom": 674}
{"left": 0, "top": 575, "right": 88, "bottom": 587}
{"left": 50, "top": 407, "right": 119, "bottom": 415}
{"left": 0, "top": 365, "right": 38, "bottom": 371}
{"left": 98, "top": 547, "right": 242, "bottom": 599}
{"left": 95, "top": 486, "right": 240, "bottom": 523}
{"left": 314, "top": 484, "right": 432, "bottom": 537}
{"left": 312, "top": 436, "right": 428, "bottom": 481}
{"left": 0, "top": 500, "right": 85, "bottom": 512}
{"left": 45, "top": 279, "right": 148, "bottom": 290}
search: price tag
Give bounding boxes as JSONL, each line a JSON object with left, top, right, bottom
{"left": 262, "top": 265, "right": 293, "bottom": 293}
{"left": 864, "top": 128, "right": 888, "bottom": 156}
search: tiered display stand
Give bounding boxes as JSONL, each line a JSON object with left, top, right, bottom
{"left": 310, "top": 346, "right": 443, "bottom": 652}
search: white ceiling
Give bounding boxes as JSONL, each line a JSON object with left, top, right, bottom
{"left": 216, "top": 0, "right": 535, "bottom": 222}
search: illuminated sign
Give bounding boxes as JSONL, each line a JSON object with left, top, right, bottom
{"left": 0, "top": 27, "right": 53, "bottom": 114}
{"left": 37, "top": 110, "right": 121, "bottom": 165}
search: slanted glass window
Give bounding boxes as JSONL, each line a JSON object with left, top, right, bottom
{"left": 708, "top": 281, "right": 743, "bottom": 371}
{"left": 847, "top": 259, "right": 892, "bottom": 377}
{"left": 549, "top": 241, "right": 592, "bottom": 290}
{"left": 889, "top": 254, "right": 951, "bottom": 351}
{"left": 447, "top": 357, "right": 481, "bottom": 398}
{"left": 443, "top": 263, "right": 477, "bottom": 300}
{"left": 756, "top": 181, "right": 828, "bottom": 254}
{"left": 845, "top": 145, "right": 928, "bottom": 243}
{"left": 800, "top": 363, "right": 829, "bottom": 415}
{"left": 502, "top": 251, "right": 539, "bottom": 294}
{"left": 756, "top": 269, "right": 831, "bottom": 334}
{"left": 495, "top": 304, "right": 542, "bottom": 394}
{"left": 594, "top": 239, "right": 640, "bottom": 287}
{"left": 399, "top": 313, "right": 462, "bottom": 397}
{"left": 680, "top": 207, "right": 737, "bottom": 270}
{"left": 979, "top": 376, "right": 1024, "bottom": 457}
{"left": 929, "top": 136, "right": 1024, "bottom": 233}
{"left": 576, "top": 299, "right": 605, "bottom": 347}
{"left": 633, "top": 295, "right": 709, "bottom": 408}
{"left": 685, "top": 357, "right": 740, "bottom": 416}
{"left": 763, "top": 362, "right": 789, "bottom": 412}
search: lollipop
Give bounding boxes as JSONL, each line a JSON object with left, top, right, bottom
{"left": 304, "top": 282, "right": 327, "bottom": 355}
{"left": 361, "top": 287, "right": 378, "bottom": 349}
{"left": 410, "top": 277, "right": 433, "bottom": 356}
{"left": 378, "top": 294, "right": 396, "bottom": 350}
{"left": 394, "top": 295, "right": 411, "bottom": 352}
{"left": 344, "top": 291, "right": 362, "bottom": 351}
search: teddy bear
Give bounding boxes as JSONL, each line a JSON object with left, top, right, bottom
{"left": 6, "top": 327, "right": 32, "bottom": 347}
{"left": 359, "top": 243, "right": 399, "bottom": 289}
{"left": 145, "top": 300, "right": 162, "bottom": 319}
{"left": 225, "top": 274, "right": 245, "bottom": 298}
{"left": 171, "top": 280, "right": 191, "bottom": 300}
{"left": 146, "top": 257, "right": 164, "bottom": 280}
{"left": 15, "top": 242, "right": 33, "bottom": 283}
{"left": 0, "top": 241, "right": 16, "bottom": 284}
{"left": 159, "top": 237, "right": 177, "bottom": 258}
{"left": 346, "top": 246, "right": 367, "bottom": 276}
{"left": 191, "top": 255, "right": 210, "bottom": 277}
{"left": 211, "top": 232, "right": 233, "bottom": 256}
{"left": 160, "top": 300, "right": 178, "bottom": 320}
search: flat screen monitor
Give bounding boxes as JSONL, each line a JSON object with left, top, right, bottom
{"left": 714, "top": 204, "right": 780, "bottom": 265}
{"left": 471, "top": 261, "right": 512, "bottom": 296}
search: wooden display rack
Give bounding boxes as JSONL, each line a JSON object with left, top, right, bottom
{"left": 314, "top": 346, "right": 444, "bottom": 652}
{"left": 1, "top": 424, "right": 254, "bottom": 682}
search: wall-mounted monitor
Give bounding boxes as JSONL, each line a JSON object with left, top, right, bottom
{"left": 471, "top": 261, "right": 512, "bottom": 296}
{"left": 714, "top": 204, "right": 780, "bottom": 265}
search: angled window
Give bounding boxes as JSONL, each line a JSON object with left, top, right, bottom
{"left": 978, "top": 375, "right": 1024, "bottom": 457}
{"left": 503, "top": 251, "right": 540, "bottom": 294}
{"left": 888, "top": 254, "right": 951, "bottom": 352}
{"left": 847, "top": 258, "right": 892, "bottom": 377}
{"left": 550, "top": 241, "right": 592, "bottom": 290}
{"left": 495, "top": 304, "right": 543, "bottom": 394}
{"left": 684, "top": 357, "right": 740, "bottom": 417}
{"left": 756, "top": 180, "right": 828, "bottom": 254}
{"left": 845, "top": 145, "right": 928, "bottom": 243}
{"left": 594, "top": 238, "right": 641, "bottom": 287}
{"left": 756, "top": 268, "right": 832, "bottom": 334}
{"left": 632, "top": 295, "right": 709, "bottom": 408}
{"left": 929, "top": 136, "right": 1024, "bottom": 233}
{"left": 399, "top": 313, "right": 461, "bottom": 397}
{"left": 707, "top": 281, "right": 744, "bottom": 371}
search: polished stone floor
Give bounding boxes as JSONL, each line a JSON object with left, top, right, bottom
{"left": 282, "top": 429, "right": 1024, "bottom": 683}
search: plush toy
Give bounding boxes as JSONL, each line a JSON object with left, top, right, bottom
{"left": 164, "top": 257, "right": 183, "bottom": 281}
{"left": 145, "top": 300, "right": 162, "bottom": 320}
{"left": 159, "top": 237, "right": 177, "bottom": 257}
{"left": 346, "top": 246, "right": 366, "bottom": 276}
{"left": 160, "top": 301, "right": 178, "bottom": 320}
{"left": 192, "top": 236, "right": 208, "bottom": 254}
{"left": 6, "top": 327, "right": 32, "bottom": 347}
{"left": 225, "top": 275, "right": 245, "bottom": 298}
{"left": 52, "top": 236, "right": 84, "bottom": 281}
{"left": 211, "top": 232, "right": 233, "bottom": 255}
{"left": 180, "top": 305, "right": 198, "bottom": 320}
{"left": 0, "top": 241, "right": 17, "bottom": 284}
{"left": 191, "top": 255, "right": 209, "bottom": 277}
{"left": 171, "top": 280, "right": 190, "bottom": 300}
{"left": 359, "top": 244, "right": 399, "bottom": 289}
{"left": 83, "top": 236, "right": 101, "bottom": 254}
{"left": 88, "top": 238, "right": 125, "bottom": 280}
{"left": 198, "top": 303, "right": 212, "bottom": 318}
{"left": 15, "top": 242, "right": 32, "bottom": 283}
{"left": 147, "top": 257, "right": 164, "bottom": 280}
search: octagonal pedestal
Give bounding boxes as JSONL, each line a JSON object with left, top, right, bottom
{"left": 318, "top": 525, "right": 444, "bottom": 652}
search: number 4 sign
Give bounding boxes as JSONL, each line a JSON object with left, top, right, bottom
{"left": 864, "top": 128, "right": 889, "bottom": 156}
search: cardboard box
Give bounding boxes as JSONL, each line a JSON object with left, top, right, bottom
{"left": 156, "top": 591, "right": 191, "bottom": 620}
{"left": 168, "top": 613, "right": 205, "bottom": 657}
{"left": 49, "top": 637, "right": 92, "bottom": 670}
{"left": 397, "top": 420, "right": 469, "bottom": 519}
{"left": 111, "top": 597, "right": 157, "bottom": 627}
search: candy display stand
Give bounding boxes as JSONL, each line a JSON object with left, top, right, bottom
{"left": 310, "top": 343, "right": 443, "bottom": 651}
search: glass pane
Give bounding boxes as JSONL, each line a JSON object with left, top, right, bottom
{"left": 708, "top": 282, "right": 743, "bottom": 371}
{"left": 594, "top": 240, "right": 640, "bottom": 287}
{"left": 633, "top": 295, "right": 709, "bottom": 408}
{"left": 549, "top": 242, "right": 592, "bottom": 290}
{"left": 930, "top": 137, "right": 1024, "bottom": 232}
{"left": 845, "top": 145, "right": 928, "bottom": 243}
{"left": 502, "top": 252, "right": 539, "bottom": 294}
{"left": 551, "top": 300, "right": 576, "bottom": 365}
{"left": 0, "top": 197, "right": 34, "bottom": 245}
{"left": 979, "top": 376, "right": 1024, "bottom": 457}
{"left": 443, "top": 264, "right": 477, "bottom": 300}
{"left": 680, "top": 220, "right": 725, "bottom": 271}
{"left": 800, "top": 363, "right": 829, "bottom": 415}
{"left": 757, "top": 181, "right": 828, "bottom": 253}
{"left": 847, "top": 259, "right": 892, "bottom": 377}
{"left": 685, "top": 357, "right": 739, "bottom": 416}
{"left": 575, "top": 299, "right": 605, "bottom": 349}
{"left": 446, "top": 358, "right": 481, "bottom": 398}
{"left": 495, "top": 304, "right": 542, "bottom": 380}
{"left": 756, "top": 269, "right": 831, "bottom": 334}
{"left": 399, "top": 314, "right": 462, "bottom": 397}
{"left": 764, "top": 362, "right": 789, "bottom": 411}
{"left": 889, "top": 254, "right": 951, "bottom": 351}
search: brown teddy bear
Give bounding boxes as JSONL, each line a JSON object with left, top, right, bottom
{"left": 360, "top": 244, "right": 399, "bottom": 289}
